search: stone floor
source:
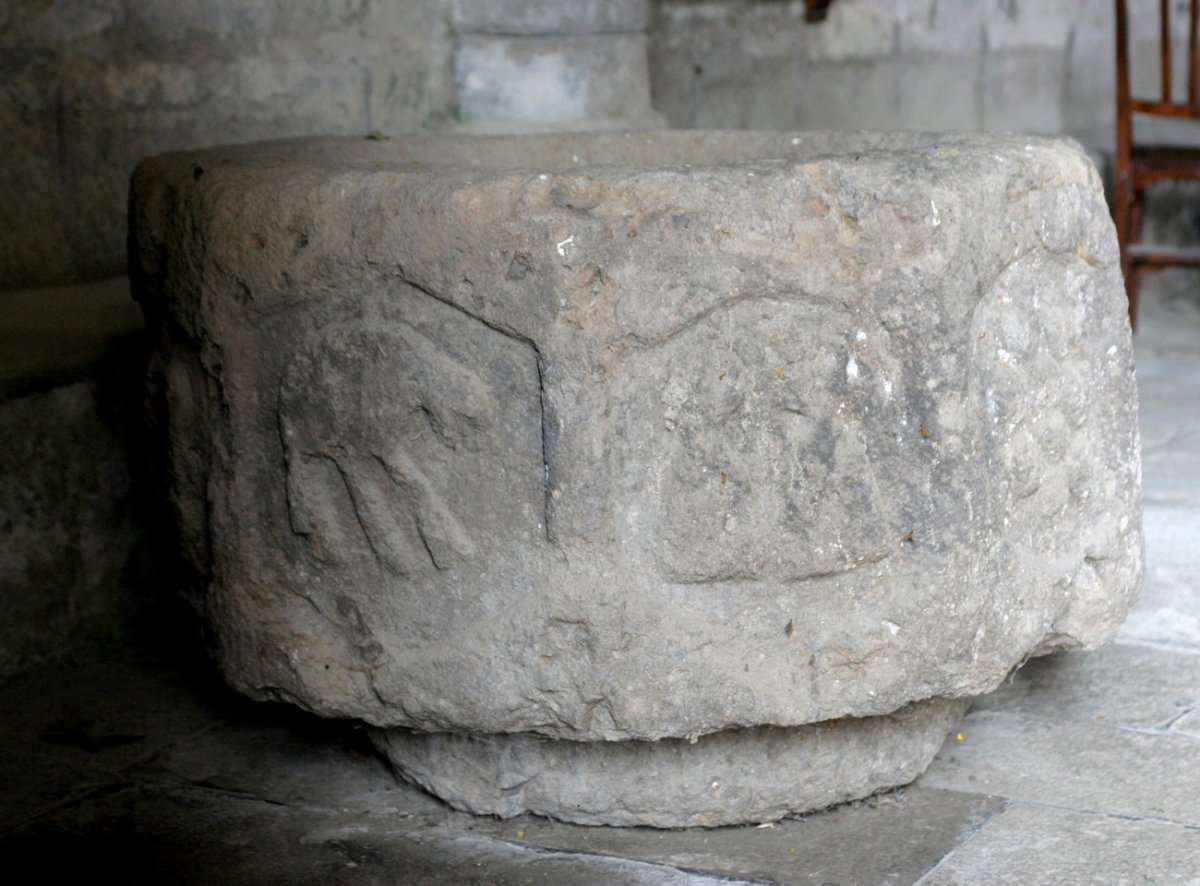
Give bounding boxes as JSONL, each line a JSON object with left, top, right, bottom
{"left": 2, "top": 273, "right": 1198, "bottom": 885}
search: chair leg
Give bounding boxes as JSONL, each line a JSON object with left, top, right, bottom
{"left": 1126, "top": 265, "right": 1141, "bottom": 331}
{"left": 1114, "top": 177, "right": 1137, "bottom": 329}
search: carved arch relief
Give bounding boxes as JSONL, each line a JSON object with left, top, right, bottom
{"left": 620, "top": 297, "right": 905, "bottom": 584}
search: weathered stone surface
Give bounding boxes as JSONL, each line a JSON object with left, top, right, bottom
{"left": 133, "top": 129, "right": 1141, "bottom": 824}
{"left": 373, "top": 697, "right": 967, "bottom": 827}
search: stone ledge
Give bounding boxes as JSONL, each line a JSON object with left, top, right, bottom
{"left": 0, "top": 276, "right": 144, "bottom": 400}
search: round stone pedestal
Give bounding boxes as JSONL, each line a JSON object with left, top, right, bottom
{"left": 373, "top": 697, "right": 968, "bottom": 827}
{"left": 131, "top": 130, "right": 1142, "bottom": 826}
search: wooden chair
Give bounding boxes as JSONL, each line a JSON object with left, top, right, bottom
{"left": 1115, "top": 0, "right": 1200, "bottom": 328}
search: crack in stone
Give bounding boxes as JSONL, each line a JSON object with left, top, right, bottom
{"left": 606, "top": 291, "right": 812, "bottom": 359}
{"left": 462, "top": 832, "right": 773, "bottom": 885}
{"left": 998, "top": 798, "right": 1200, "bottom": 832}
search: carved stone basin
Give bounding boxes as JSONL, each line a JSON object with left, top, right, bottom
{"left": 131, "top": 130, "right": 1142, "bottom": 826}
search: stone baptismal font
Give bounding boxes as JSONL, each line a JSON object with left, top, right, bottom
{"left": 131, "top": 130, "right": 1142, "bottom": 827}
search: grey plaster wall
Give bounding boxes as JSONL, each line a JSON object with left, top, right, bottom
{"left": 650, "top": 0, "right": 1193, "bottom": 160}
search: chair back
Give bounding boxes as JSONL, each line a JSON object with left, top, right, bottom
{"left": 1113, "top": 0, "right": 1200, "bottom": 328}
{"left": 1117, "top": 0, "right": 1200, "bottom": 122}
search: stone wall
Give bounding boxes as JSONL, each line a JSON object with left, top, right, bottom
{"left": 0, "top": 0, "right": 455, "bottom": 290}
